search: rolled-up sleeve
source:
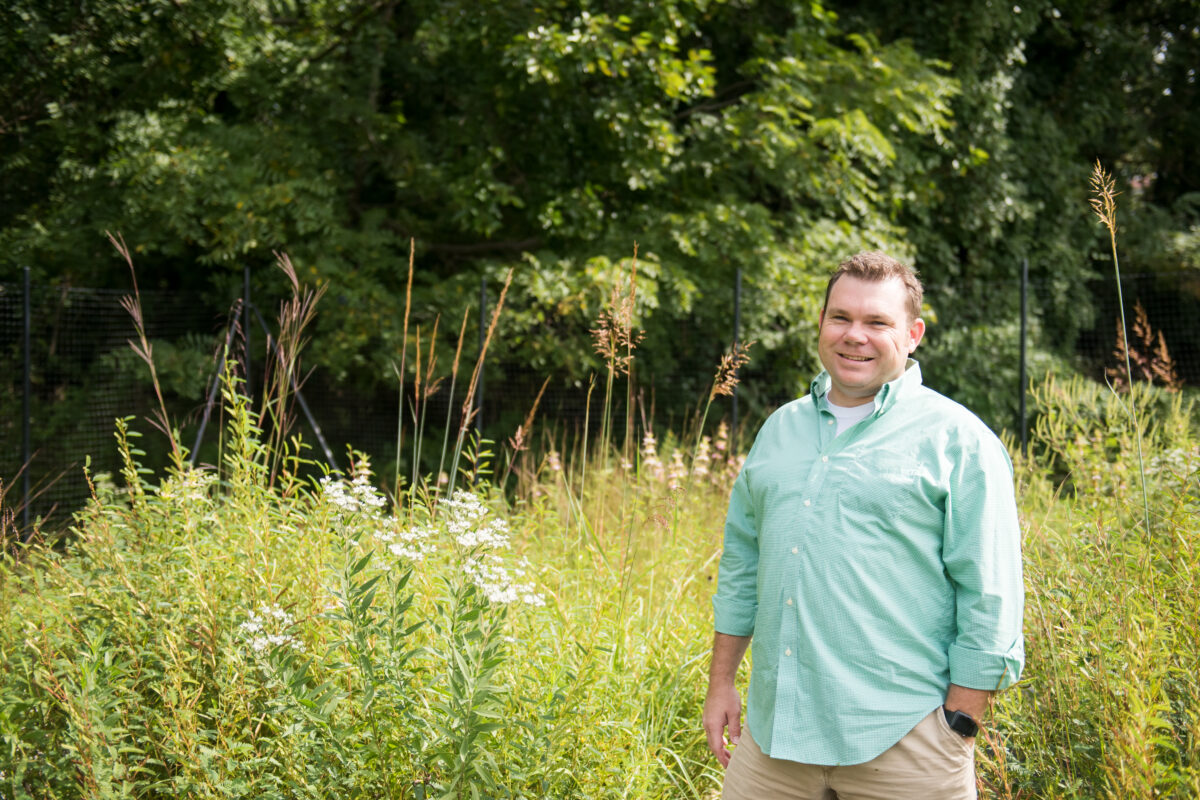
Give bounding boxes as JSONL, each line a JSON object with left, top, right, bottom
{"left": 713, "top": 451, "right": 760, "bottom": 637}
{"left": 942, "top": 433, "right": 1025, "bottom": 691}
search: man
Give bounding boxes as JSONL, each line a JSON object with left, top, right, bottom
{"left": 703, "top": 252, "right": 1024, "bottom": 799}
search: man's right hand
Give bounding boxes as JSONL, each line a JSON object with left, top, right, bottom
{"left": 702, "top": 682, "right": 743, "bottom": 768}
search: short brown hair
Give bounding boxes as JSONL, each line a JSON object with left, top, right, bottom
{"left": 823, "top": 251, "right": 923, "bottom": 321}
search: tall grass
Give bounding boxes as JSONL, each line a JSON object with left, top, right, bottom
{"left": 2, "top": 235, "right": 1198, "bottom": 798}
{"left": 978, "top": 377, "right": 1199, "bottom": 799}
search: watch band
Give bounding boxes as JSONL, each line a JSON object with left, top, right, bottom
{"left": 943, "top": 707, "right": 979, "bottom": 738}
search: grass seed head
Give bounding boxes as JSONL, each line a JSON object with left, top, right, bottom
{"left": 711, "top": 340, "right": 755, "bottom": 400}
{"left": 1090, "top": 160, "right": 1119, "bottom": 235}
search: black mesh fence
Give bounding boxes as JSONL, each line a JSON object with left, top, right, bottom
{"left": 0, "top": 279, "right": 219, "bottom": 529}
{"left": 3, "top": 268, "right": 1198, "bottom": 534}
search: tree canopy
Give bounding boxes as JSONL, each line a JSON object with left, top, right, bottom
{"left": 2, "top": 0, "right": 1196, "bottom": 429}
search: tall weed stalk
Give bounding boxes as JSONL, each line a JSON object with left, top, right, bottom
{"left": 1090, "top": 162, "right": 1152, "bottom": 537}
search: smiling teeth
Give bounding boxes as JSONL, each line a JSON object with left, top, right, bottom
{"left": 842, "top": 355, "right": 871, "bottom": 361}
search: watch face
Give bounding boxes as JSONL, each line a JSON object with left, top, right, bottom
{"left": 944, "top": 708, "right": 978, "bottom": 736}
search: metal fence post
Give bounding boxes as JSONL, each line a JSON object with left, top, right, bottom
{"left": 1019, "top": 257, "right": 1029, "bottom": 455}
{"left": 732, "top": 267, "right": 742, "bottom": 451}
{"left": 22, "top": 266, "right": 32, "bottom": 537}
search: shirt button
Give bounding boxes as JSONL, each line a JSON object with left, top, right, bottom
{"left": 827, "top": 420, "right": 834, "bottom": 425}
{"left": 791, "top": 546, "right": 798, "bottom": 554}
{"left": 785, "top": 648, "right": 792, "bottom": 656}
{"left": 786, "top": 597, "right": 793, "bottom": 606}
{"left": 803, "top": 499, "right": 811, "bottom": 506}
{"left": 821, "top": 456, "right": 828, "bottom": 462}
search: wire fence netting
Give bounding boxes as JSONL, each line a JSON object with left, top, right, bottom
{"left": 3, "top": 269, "right": 1198, "bottom": 531}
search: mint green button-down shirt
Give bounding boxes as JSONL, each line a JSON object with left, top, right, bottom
{"left": 713, "top": 362, "right": 1024, "bottom": 766}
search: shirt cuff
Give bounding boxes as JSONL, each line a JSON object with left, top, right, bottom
{"left": 948, "top": 639, "right": 1025, "bottom": 691}
{"left": 713, "top": 597, "right": 757, "bottom": 637}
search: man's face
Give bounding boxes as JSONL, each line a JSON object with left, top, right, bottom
{"left": 818, "top": 275, "right": 925, "bottom": 407}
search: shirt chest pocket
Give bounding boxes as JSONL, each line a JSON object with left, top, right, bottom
{"left": 828, "top": 452, "right": 923, "bottom": 518}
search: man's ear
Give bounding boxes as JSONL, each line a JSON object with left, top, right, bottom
{"left": 818, "top": 308, "right": 825, "bottom": 328}
{"left": 907, "top": 317, "right": 926, "bottom": 353}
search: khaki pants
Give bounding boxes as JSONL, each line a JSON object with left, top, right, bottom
{"left": 722, "top": 708, "right": 977, "bottom": 800}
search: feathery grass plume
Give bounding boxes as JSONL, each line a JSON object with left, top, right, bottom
{"left": 589, "top": 245, "right": 643, "bottom": 377}
{"left": 692, "top": 339, "right": 754, "bottom": 467}
{"left": 590, "top": 245, "right": 644, "bottom": 466}
{"left": 710, "top": 339, "right": 755, "bottom": 400}
{"left": 260, "top": 252, "right": 326, "bottom": 483}
{"left": 109, "top": 232, "right": 182, "bottom": 466}
{"left": 1090, "top": 161, "right": 1152, "bottom": 537}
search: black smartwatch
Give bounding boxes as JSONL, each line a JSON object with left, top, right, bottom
{"left": 943, "top": 707, "right": 979, "bottom": 738}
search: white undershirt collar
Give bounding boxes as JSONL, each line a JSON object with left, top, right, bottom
{"left": 826, "top": 399, "right": 875, "bottom": 435}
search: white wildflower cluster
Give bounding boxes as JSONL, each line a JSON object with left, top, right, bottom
{"left": 157, "top": 467, "right": 217, "bottom": 505}
{"left": 320, "top": 472, "right": 387, "bottom": 516}
{"left": 464, "top": 554, "right": 545, "bottom": 607}
{"left": 444, "top": 490, "right": 545, "bottom": 607}
{"left": 443, "top": 490, "right": 511, "bottom": 549}
{"left": 239, "top": 604, "right": 303, "bottom": 654}
{"left": 547, "top": 450, "right": 563, "bottom": 472}
{"left": 375, "top": 523, "right": 437, "bottom": 563}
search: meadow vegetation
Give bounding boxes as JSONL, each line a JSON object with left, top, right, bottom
{"left": 2, "top": 351, "right": 1198, "bottom": 799}
{"left": 2, "top": 228, "right": 1199, "bottom": 798}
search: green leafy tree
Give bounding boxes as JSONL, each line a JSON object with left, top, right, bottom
{"left": 841, "top": 0, "right": 1200, "bottom": 428}
{"left": 1, "top": 0, "right": 959, "bottom": 422}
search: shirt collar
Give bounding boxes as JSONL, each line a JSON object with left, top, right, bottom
{"left": 810, "top": 359, "right": 923, "bottom": 415}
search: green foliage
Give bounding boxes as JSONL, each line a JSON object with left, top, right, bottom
{"left": 3, "top": 370, "right": 1200, "bottom": 797}
{"left": 921, "top": 316, "right": 1069, "bottom": 432}
{"left": 980, "top": 375, "right": 1200, "bottom": 798}
{"left": 841, "top": 0, "right": 1200, "bottom": 419}
{"left": 0, "top": 0, "right": 959, "bottom": 404}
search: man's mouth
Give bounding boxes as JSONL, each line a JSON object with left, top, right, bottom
{"left": 839, "top": 354, "right": 873, "bottom": 362}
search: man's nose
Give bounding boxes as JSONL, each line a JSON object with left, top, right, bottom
{"left": 844, "top": 322, "right": 869, "bottom": 342}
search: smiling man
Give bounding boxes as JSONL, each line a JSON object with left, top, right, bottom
{"left": 703, "top": 252, "right": 1024, "bottom": 799}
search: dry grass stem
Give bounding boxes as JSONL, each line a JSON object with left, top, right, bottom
{"left": 509, "top": 377, "right": 551, "bottom": 454}
{"left": 451, "top": 307, "right": 469, "bottom": 381}
{"left": 459, "top": 268, "right": 514, "bottom": 431}
{"left": 395, "top": 238, "right": 415, "bottom": 490}
{"left": 108, "top": 231, "right": 181, "bottom": 463}
{"left": 424, "top": 315, "right": 444, "bottom": 399}
{"left": 1090, "top": 160, "right": 1152, "bottom": 538}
